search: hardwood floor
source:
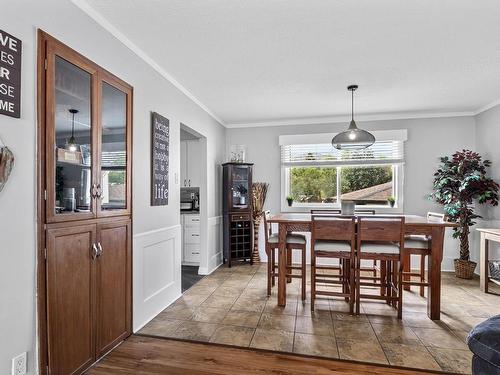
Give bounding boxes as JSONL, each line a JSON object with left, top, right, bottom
{"left": 86, "top": 335, "right": 441, "bottom": 375}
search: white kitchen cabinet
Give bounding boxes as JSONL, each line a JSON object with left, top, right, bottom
{"left": 180, "top": 139, "right": 202, "bottom": 188}
{"left": 182, "top": 213, "right": 201, "bottom": 264}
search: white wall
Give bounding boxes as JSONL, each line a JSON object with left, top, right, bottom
{"left": 0, "top": 1, "right": 225, "bottom": 373}
{"left": 226, "top": 116, "right": 476, "bottom": 269}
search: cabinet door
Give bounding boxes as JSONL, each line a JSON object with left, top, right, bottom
{"left": 95, "top": 220, "right": 131, "bottom": 356}
{"left": 45, "top": 41, "right": 99, "bottom": 223}
{"left": 46, "top": 224, "right": 97, "bottom": 375}
{"left": 229, "top": 165, "right": 252, "bottom": 211}
{"left": 186, "top": 139, "right": 201, "bottom": 187}
{"left": 180, "top": 140, "right": 187, "bottom": 187}
{"left": 96, "top": 72, "right": 132, "bottom": 217}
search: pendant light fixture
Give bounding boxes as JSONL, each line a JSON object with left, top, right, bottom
{"left": 66, "top": 108, "right": 79, "bottom": 152}
{"left": 332, "top": 85, "right": 375, "bottom": 150}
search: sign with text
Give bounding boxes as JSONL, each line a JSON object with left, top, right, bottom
{"left": 151, "top": 112, "right": 170, "bottom": 206}
{"left": 0, "top": 30, "right": 21, "bottom": 118}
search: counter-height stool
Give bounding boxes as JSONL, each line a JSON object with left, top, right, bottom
{"left": 310, "top": 215, "right": 356, "bottom": 313}
{"left": 263, "top": 211, "right": 307, "bottom": 300}
{"left": 356, "top": 216, "right": 405, "bottom": 318}
{"left": 402, "top": 212, "right": 445, "bottom": 297}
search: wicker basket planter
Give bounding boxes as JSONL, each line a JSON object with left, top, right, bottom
{"left": 454, "top": 259, "right": 477, "bottom": 279}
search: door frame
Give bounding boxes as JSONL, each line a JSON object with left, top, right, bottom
{"left": 37, "top": 30, "right": 134, "bottom": 375}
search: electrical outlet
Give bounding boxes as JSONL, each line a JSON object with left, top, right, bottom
{"left": 12, "top": 352, "right": 26, "bottom": 375}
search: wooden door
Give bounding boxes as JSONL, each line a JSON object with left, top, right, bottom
{"left": 95, "top": 220, "right": 132, "bottom": 356}
{"left": 180, "top": 140, "right": 187, "bottom": 187}
{"left": 46, "top": 224, "right": 97, "bottom": 375}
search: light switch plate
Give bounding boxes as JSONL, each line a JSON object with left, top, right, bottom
{"left": 12, "top": 352, "right": 27, "bottom": 375}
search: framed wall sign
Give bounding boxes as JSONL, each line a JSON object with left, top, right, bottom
{"left": 0, "top": 29, "right": 22, "bottom": 118}
{"left": 151, "top": 112, "right": 170, "bottom": 206}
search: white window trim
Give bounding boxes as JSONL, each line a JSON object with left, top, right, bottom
{"left": 281, "top": 164, "right": 404, "bottom": 213}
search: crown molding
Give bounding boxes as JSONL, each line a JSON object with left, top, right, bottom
{"left": 225, "top": 110, "right": 475, "bottom": 129}
{"left": 71, "top": 0, "right": 225, "bottom": 126}
{"left": 474, "top": 97, "right": 500, "bottom": 116}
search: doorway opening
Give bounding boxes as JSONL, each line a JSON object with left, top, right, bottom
{"left": 180, "top": 124, "right": 207, "bottom": 292}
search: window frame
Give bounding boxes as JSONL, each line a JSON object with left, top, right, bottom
{"left": 281, "top": 162, "right": 404, "bottom": 213}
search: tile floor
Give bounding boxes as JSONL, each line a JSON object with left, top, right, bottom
{"left": 138, "top": 263, "right": 500, "bottom": 374}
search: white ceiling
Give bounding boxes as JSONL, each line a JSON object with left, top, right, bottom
{"left": 79, "top": 0, "right": 500, "bottom": 126}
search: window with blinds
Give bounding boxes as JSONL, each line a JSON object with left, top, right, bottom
{"left": 279, "top": 130, "right": 406, "bottom": 211}
{"left": 281, "top": 140, "right": 404, "bottom": 166}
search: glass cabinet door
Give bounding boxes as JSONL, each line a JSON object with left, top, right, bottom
{"left": 47, "top": 54, "right": 97, "bottom": 222}
{"left": 231, "top": 166, "right": 250, "bottom": 210}
{"left": 97, "top": 76, "right": 131, "bottom": 216}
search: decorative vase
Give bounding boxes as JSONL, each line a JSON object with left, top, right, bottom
{"left": 454, "top": 259, "right": 477, "bottom": 279}
{"left": 252, "top": 212, "right": 262, "bottom": 264}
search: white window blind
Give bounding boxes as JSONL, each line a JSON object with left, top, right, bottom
{"left": 281, "top": 140, "right": 404, "bottom": 167}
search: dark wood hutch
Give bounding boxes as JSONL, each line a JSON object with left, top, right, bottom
{"left": 37, "top": 31, "right": 132, "bottom": 375}
{"left": 222, "top": 162, "right": 254, "bottom": 267}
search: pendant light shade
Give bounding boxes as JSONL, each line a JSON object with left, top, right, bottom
{"left": 332, "top": 85, "right": 375, "bottom": 150}
{"left": 66, "top": 109, "right": 79, "bottom": 152}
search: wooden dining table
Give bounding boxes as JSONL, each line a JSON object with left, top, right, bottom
{"left": 268, "top": 213, "right": 457, "bottom": 320}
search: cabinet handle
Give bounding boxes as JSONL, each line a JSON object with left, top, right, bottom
{"left": 97, "top": 242, "right": 103, "bottom": 257}
{"left": 191, "top": 234, "right": 199, "bottom": 237}
{"left": 192, "top": 252, "right": 200, "bottom": 255}
{"left": 91, "top": 243, "right": 99, "bottom": 260}
{"left": 188, "top": 179, "right": 191, "bottom": 187}
{"left": 184, "top": 179, "right": 186, "bottom": 186}
{"left": 90, "top": 184, "right": 98, "bottom": 199}
{"left": 192, "top": 218, "right": 199, "bottom": 222}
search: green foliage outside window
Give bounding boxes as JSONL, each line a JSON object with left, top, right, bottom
{"left": 341, "top": 166, "right": 392, "bottom": 193}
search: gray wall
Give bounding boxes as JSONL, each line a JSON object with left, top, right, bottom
{"left": 0, "top": 1, "right": 225, "bottom": 373}
{"left": 226, "top": 116, "right": 476, "bottom": 267}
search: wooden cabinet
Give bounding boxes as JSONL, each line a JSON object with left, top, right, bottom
{"left": 38, "top": 32, "right": 132, "bottom": 375}
{"left": 46, "top": 221, "right": 131, "bottom": 374}
{"left": 222, "top": 163, "right": 254, "bottom": 267}
{"left": 180, "top": 140, "right": 201, "bottom": 187}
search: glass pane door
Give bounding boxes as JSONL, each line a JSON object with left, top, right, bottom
{"left": 52, "top": 56, "right": 93, "bottom": 217}
{"left": 231, "top": 166, "right": 250, "bottom": 210}
{"left": 99, "top": 81, "right": 128, "bottom": 212}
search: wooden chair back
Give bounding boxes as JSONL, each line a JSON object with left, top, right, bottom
{"left": 358, "top": 216, "right": 405, "bottom": 244}
{"left": 311, "top": 214, "right": 356, "bottom": 242}
{"left": 310, "top": 209, "right": 341, "bottom": 215}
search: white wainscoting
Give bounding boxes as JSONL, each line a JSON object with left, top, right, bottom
{"left": 133, "top": 225, "right": 182, "bottom": 332}
{"left": 199, "top": 215, "right": 223, "bottom": 275}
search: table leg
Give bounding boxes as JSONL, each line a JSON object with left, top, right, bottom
{"left": 427, "top": 227, "right": 445, "bottom": 320}
{"left": 277, "top": 223, "right": 287, "bottom": 307}
{"left": 480, "top": 234, "right": 489, "bottom": 293}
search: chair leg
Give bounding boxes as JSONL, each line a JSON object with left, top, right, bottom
{"left": 286, "top": 247, "right": 292, "bottom": 283}
{"left": 373, "top": 260, "right": 377, "bottom": 284}
{"left": 420, "top": 254, "right": 426, "bottom": 297}
{"left": 301, "top": 246, "right": 306, "bottom": 301}
{"left": 271, "top": 248, "right": 276, "bottom": 287}
{"left": 355, "top": 257, "right": 361, "bottom": 315}
{"left": 398, "top": 260, "right": 403, "bottom": 319}
{"left": 266, "top": 245, "right": 272, "bottom": 296}
{"left": 386, "top": 260, "right": 392, "bottom": 305}
{"left": 311, "top": 251, "right": 316, "bottom": 311}
{"left": 380, "top": 261, "right": 387, "bottom": 297}
{"left": 402, "top": 251, "right": 411, "bottom": 291}
{"left": 348, "top": 258, "right": 355, "bottom": 315}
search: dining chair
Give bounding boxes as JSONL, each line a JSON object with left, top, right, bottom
{"left": 263, "top": 211, "right": 307, "bottom": 300}
{"left": 356, "top": 216, "right": 405, "bottom": 318}
{"left": 310, "top": 214, "right": 356, "bottom": 313}
{"left": 402, "top": 212, "right": 445, "bottom": 296}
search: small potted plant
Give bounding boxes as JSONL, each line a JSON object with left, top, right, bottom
{"left": 286, "top": 195, "right": 294, "bottom": 207}
{"left": 387, "top": 196, "right": 396, "bottom": 207}
{"left": 430, "top": 150, "right": 499, "bottom": 279}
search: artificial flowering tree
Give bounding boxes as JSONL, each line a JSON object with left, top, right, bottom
{"left": 430, "top": 150, "right": 499, "bottom": 278}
